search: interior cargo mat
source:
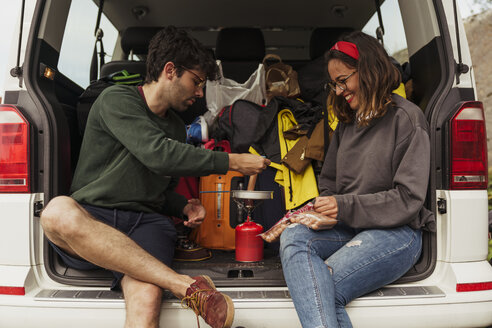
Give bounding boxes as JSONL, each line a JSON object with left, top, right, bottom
{"left": 172, "top": 249, "right": 286, "bottom": 287}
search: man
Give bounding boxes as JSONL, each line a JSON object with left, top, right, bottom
{"left": 40, "top": 26, "right": 269, "bottom": 328}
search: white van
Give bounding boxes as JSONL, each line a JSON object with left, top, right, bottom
{"left": 0, "top": 0, "right": 491, "bottom": 327}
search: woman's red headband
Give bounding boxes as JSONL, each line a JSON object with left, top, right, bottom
{"left": 330, "top": 41, "right": 359, "bottom": 60}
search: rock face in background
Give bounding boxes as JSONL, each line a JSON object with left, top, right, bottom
{"left": 464, "top": 9, "right": 492, "bottom": 164}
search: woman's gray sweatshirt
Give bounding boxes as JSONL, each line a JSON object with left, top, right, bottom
{"left": 318, "top": 94, "right": 435, "bottom": 231}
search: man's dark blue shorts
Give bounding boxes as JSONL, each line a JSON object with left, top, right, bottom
{"left": 48, "top": 204, "right": 177, "bottom": 290}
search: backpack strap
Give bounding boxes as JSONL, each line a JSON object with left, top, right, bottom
{"left": 108, "top": 70, "right": 143, "bottom": 85}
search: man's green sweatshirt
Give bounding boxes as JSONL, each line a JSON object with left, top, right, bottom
{"left": 70, "top": 85, "right": 229, "bottom": 216}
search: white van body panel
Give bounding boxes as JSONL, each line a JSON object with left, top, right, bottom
{"left": 399, "top": 0, "right": 440, "bottom": 57}
{"left": 1, "top": 1, "right": 35, "bottom": 94}
{"left": 0, "top": 266, "right": 31, "bottom": 290}
{"left": 1, "top": 283, "right": 491, "bottom": 328}
{"left": 1, "top": 258, "right": 490, "bottom": 328}
{"left": 0, "top": 194, "right": 41, "bottom": 266}
{"left": 441, "top": 0, "right": 475, "bottom": 90}
{"left": 436, "top": 190, "right": 489, "bottom": 262}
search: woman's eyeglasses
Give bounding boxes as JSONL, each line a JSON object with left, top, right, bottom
{"left": 325, "top": 70, "right": 357, "bottom": 92}
{"left": 179, "top": 66, "right": 206, "bottom": 89}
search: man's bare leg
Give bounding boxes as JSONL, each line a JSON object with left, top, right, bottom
{"left": 121, "top": 276, "right": 162, "bottom": 328}
{"left": 40, "top": 196, "right": 194, "bottom": 298}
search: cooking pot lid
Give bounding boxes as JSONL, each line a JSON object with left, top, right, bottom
{"left": 231, "top": 190, "right": 273, "bottom": 200}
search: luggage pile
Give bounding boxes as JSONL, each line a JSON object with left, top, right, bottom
{"left": 189, "top": 51, "right": 337, "bottom": 251}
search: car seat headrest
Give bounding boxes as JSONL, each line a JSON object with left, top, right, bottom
{"left": 121, "top": 27, "right": 162, "bottom": 56}
{"left": 310, "top": 27, "right": 355, "bottom": 60}
{"left": 215, "top": 27, "right": 265, "bottom": 61}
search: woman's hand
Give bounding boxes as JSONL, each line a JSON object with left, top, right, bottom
{"left": 287, "top": 196, "right": 339, "bottom": 230}
{"left": 313, "top": 196, "right": 338, "bottom": 219}
{"left": 289, "top": 211, "right": 337, "bottom": 230}
{"left": 182, "top": 198, "right": 206, "bottom": 228}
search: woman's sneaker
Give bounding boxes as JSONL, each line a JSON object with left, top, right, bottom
{"left": 181, "top": 275, "right": 235, "bottom": 328}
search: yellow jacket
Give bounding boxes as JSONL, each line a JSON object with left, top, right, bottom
{"left": 251, "top": 108, "right": 319, "bottom": 210}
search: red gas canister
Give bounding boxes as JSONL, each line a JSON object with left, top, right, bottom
{"left": 235, "top": 220, "right": 264, "bottom": 262}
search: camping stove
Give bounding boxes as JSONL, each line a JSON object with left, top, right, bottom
{"left": 232, "top": 190, "right": 273, "bottom": 262}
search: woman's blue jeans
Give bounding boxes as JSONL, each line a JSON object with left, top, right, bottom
{"left": 280, "top": 222, "right": 422, "bottom": 328}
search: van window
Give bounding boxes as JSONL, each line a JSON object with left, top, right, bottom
{"left": 362, "top": 0, "right": 408, "bottom": 64}
{"left": 58, "top": 0, "right": 118, "bottom": 88}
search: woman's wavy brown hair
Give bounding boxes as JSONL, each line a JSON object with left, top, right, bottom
{"left": 325, "top": 32, "right": 401, "bottom": 127}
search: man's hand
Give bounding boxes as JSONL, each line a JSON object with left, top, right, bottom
{"left": 182, "top": 198, "right": 206, "bottom": 228}
{"left": 313, "top": 196, "right": 338, "bottom": 219}
{"left": 228, "top": 153, "right": 270, "bottom": 175}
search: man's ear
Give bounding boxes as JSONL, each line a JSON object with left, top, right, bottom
{"left": 161, "top": 62, "right": 175, "bottom": 81}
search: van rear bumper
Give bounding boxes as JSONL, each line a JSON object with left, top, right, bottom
{"left": 1, "top": 283, "right": 491, "bottom": 328}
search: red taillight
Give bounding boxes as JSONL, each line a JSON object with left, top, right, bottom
{"left": 456, "top": 281, "right": 492, "bottom": 292}
{"left": 0, "top": 105, "right": 30, "bottom": 193}
{"left": 450, "top": 102, "right": 487, "bottom": 190}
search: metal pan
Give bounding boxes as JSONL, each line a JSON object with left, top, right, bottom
{"left": 231, "top": 190, "right": 273, "bottom": 200}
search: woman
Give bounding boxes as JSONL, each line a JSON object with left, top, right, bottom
{"left": 279, "top": 31, "right": 435, "bottom": 327}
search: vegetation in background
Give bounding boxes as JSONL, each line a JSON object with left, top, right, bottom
{"left": 489, "top": 167, "right": 492, "bottom": 211}
{"left": 467, "top": 0, "right": 492, "bottom": 15}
